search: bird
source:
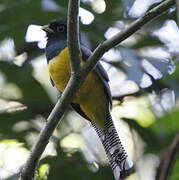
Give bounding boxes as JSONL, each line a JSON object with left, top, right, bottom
{"left": 42, "top": 19, "right": 133, "bottom": 180}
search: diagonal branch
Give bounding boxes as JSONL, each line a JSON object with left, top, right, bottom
{"left": 82, "top": 0, "right": 176, "bottom": 75}
{"left": 20, "top": 0, "right": 176, "bottom": 179}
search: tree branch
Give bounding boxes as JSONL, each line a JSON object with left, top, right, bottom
{"left": 67, "top": 0, "right": 81, "bottom": 73}
{"left": 82, "top": 0, "right": 176, "bottom": 75}
{"left": 20, "top": 0, "right": 81, "bottom": 179}
{"left": 158, "top": 132, "right": 179, "bottom": 180}
{"left": 20, "top": 0, "right": 176, "bottom": 179}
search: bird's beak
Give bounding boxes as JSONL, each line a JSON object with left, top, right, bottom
{"left": 41, "top": 24, "right": 54, "bottom": 33}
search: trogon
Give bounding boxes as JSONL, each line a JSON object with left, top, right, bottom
{"left": 42, "top": 19, "right": 133, "bottom": 180}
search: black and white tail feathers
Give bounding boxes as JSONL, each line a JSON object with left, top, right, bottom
{"left": 91, "top": 113, "right": 133, "bottom": 180}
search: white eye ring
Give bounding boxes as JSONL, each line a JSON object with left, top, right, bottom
{"left": 57, "top": 26, "right": 65, "bottom": 32}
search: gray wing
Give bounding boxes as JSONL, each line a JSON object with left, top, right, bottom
{"left": 81, "top": 45, "right": 112, "bottom": 107}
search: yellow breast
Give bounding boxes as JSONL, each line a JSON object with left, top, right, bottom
{"left": 48, "top": 48, "right": 71, "bottom": 92}
{"left": 48, "top": 47, "right": 108, "bottom": 128}
{"left": 48, "top": 47, "right": 98, "bottom": 100}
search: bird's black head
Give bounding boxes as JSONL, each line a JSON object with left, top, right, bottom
{"left": 42, "top": 19, "right": 68, "bottom": 61}
{"left": 42, "top": 19, "right": 67, "bottom": 40}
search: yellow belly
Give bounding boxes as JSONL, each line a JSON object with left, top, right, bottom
{"left": 48, "top": 48, "right": 108, "bottom": 128}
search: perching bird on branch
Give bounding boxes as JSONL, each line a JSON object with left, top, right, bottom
{"left": 42, "top": 19, "right": 133, "bottom": 180}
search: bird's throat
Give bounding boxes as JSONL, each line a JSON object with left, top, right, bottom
{"left": 45, "top": 39, "right": 67, "bottom": 63}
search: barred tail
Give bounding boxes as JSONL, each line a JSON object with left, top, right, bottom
{"left": 91, "top": 113, "right": 133, "bottom": 180}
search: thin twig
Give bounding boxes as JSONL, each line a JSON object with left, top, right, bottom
{"left": 158, "top": 132, "right": 179, "bottom": 180}
{"left": 20, "top": 0, "right": 176, "bottom": 179}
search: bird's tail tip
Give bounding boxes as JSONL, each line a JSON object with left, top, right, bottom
{"left": 114, "top": 158, "right": 134, "bottom": 180}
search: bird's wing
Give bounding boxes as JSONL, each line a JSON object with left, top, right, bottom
{"left": 71, "top": 102, "right": 91, "bottom": 120}
{"left": 71, "top": 46, "right": 112, "bottom": 120}
{"left": 81, "top": 45, "right": 112, "bottom": 107}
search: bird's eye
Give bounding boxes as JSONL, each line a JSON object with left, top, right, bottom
{"left": 57, "top": 26, "right": 65, "bottom": 32}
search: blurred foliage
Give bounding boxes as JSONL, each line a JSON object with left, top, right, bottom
{"left": 40, "top": 148, "right": 113, "bottom": 180}
{"left": 0, "top": 0, "right": 178, "bottom": 180}
{"left": 171, "top": 159, "right": 179, "bottom": 180}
